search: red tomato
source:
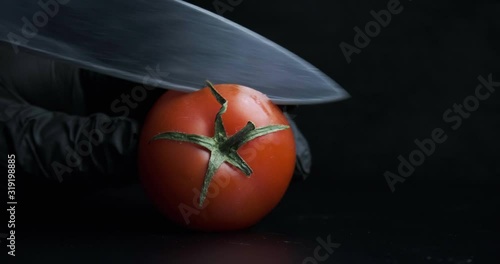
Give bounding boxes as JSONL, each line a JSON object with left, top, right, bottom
{"left": 138, "top": 83, "right": 296, "bottom": 231}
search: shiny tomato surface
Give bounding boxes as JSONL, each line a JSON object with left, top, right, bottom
{"left": 139, "top": 84, "right": 296, "bottom": 231}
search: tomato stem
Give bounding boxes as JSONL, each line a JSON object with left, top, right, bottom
{"left": 151, "top": 81, "right": 289, "bottom": 208}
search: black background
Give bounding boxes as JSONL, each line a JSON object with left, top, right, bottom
{"left": 4, "top": 0, "right": 500, "bottom": 263}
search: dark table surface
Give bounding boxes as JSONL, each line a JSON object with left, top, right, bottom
{"left": 8, "top": 179, "right": 499, "bottom": 264}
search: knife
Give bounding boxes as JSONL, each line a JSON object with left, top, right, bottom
{"left": 0, "top": 0, "right": 349, "bottom": 105}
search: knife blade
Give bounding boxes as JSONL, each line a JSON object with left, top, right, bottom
{"left": 0, "top": 0, "right": 349, "bottom": 105}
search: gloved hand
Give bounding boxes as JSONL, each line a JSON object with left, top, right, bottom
{"left": 0, "top": 43, "right": 144, "bottom": 185}
{"left": 0, "top": 43, "right": 310, "bottom": 187}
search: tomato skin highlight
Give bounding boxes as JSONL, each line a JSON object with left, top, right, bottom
{"left": 138, "top": 84, "right": 296, "bottom": 231}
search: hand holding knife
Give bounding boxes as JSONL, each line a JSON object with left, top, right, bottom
{"left": 0, "top": 0, "right": 348, "bottom": 182}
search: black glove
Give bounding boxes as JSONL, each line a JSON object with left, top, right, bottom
{"left": 0, "top": 43, "right": 141, "bottom": 185}
{"left": 0, "top": 43, "right": 310, "bottom": 187}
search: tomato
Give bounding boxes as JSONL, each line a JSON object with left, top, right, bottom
{"left": 138, "top": 82, "right": 296, "bottom": 231}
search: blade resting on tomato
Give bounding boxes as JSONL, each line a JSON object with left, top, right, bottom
{"left": 0, "top": 0, "right": 349, "bottom": 105}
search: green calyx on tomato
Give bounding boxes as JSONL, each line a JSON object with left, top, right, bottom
{"left": 150, "top": 81, "right": 289, "bottom": 208}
